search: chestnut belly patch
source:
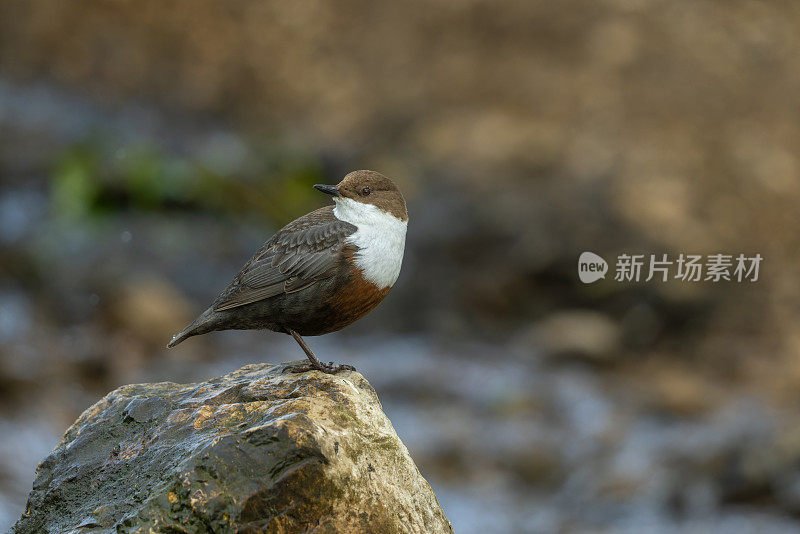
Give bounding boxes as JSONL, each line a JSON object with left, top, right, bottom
{"left": 323, "top": 270, "right": 391, "bottom": 333}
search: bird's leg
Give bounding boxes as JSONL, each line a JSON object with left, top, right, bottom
{"left": 285, "top": 329, "right": 355, "bottom": 374}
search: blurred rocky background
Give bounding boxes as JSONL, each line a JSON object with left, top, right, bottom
{"left": 1, "top": 1, "right": 799, "bottom": 532}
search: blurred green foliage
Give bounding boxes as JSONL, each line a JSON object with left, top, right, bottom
{"left": 50, "top": 138, "right": 326, "bottom": 225}
{"left": 51, "top": 144, "right": 103, "bottom": 219}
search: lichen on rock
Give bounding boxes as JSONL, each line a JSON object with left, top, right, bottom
{"left": 14, "top": 363, "right": 452, "bottom": 533}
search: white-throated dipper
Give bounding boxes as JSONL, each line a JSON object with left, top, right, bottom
{"left": 167, "top": 170, "right": 408, "bottom": 373}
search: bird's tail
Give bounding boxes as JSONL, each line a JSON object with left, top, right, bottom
{"left": 166, "top": 325, "right": 195, "bottom": 348}
{"left": 166, "top": 307, "right": 217, "bottom": 348}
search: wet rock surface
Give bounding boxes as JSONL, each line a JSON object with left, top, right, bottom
{"left": 14, "top": 363, "right": 452, "bottom": 534}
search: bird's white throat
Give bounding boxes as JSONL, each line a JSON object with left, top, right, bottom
{"left": 333, "top": 198, "right": 407, "bottom": 289}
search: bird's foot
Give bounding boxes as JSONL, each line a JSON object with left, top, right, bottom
{"left": 286, "top": 361, "right": 356, "bottom": 374}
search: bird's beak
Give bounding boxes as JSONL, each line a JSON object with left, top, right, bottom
{"left": 313, "top": 184, "right": 341, "bottom": 197}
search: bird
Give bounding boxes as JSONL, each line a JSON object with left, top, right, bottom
{"left": 166, "top": 170, "right": 408, "bottom": 373}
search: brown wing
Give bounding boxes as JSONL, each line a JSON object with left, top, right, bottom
{"left": 212, "top": 206, "right": 357, "bottom": 311}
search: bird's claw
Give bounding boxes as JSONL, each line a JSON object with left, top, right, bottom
{"left": 285, "top": 362, "right": 356, "bottom": 374}
{"left": 328, "top": 362, "right": 356, "bottom": 372}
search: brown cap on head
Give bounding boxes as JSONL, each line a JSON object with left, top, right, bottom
{"left": 314, "top": 170, "right": 408, "bottom": 221}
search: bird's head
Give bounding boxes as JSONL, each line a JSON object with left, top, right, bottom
{"left": 314, "top": 170, "right": 408, "bottom": 222}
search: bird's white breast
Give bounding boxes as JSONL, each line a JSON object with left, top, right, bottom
{"left": 333, "top": 198, "right": 407, "bottom": 289}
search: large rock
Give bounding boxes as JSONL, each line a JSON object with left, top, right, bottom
{"left": 14, "top": 363, "right": 452, "bottom": 533}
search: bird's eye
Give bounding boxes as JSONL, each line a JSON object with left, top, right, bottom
{"left": 360, "top": 187, "right": 372, "bottom": 196}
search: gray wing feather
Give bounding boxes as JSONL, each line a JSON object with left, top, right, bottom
{"left": 214, "top": 283, "right": 286, "bottom": 309}
{"left": 212, "top": 207, "right": 356, "bottom": 311}
{"left": 238, "top": 256, "right": 282, "bottom": 287}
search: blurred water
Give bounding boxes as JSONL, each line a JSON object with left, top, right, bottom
{"left": 0, "top": 422, "right": 59, "bottom": 531}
